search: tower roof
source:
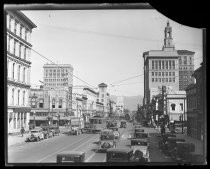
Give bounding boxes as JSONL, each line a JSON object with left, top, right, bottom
{"left": 98, "top": 83, "right": 107, "bottom": 87}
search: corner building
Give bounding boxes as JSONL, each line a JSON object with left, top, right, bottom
{"left": 6, "top": 10, "right": 36, "bottom": 133}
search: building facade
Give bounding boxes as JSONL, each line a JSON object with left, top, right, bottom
{"left": 186, "top": 63, "right": 204, "bottom": 140}
{"left": 143, "top": 21, "right": 195, "bottom": 105}
{"left": 29, "top": 86, "right": 71, "bottom": 127}
{"left": 7, "top": 10, "right": 36, "bottom": 133}
{"left": 177, "top": 50, "right": 195, "bottom": 90}
{"left": 97, "top": 83, "right": 109, "bottom": 115}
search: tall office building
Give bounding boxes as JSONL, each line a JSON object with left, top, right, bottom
{"left": 143, "top": 21, "right": 195, "bottom": 104}
{"left": 7, "top": 10, "right": 37, "bottom": 133}
{"left": 43, "top": 64, "right": 73, "bottom": 89}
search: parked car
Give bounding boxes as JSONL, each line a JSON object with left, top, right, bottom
{"left": 25, "top": 128, "right": 44, "bottom": 142}
{"left": 98, "top": 129, "right": 116, "bottom": 152}
{"left": 106, "top": 148, "right": 134, "bottom": 162}
{"left": 134, "top": 132, "right": 148, "bottom": 140}
{"left": 131, "top": 138, "right": 150, "bottom": 162}
{"left": 134, "top": 128, "right": 144, "bottom": 133}
{"left": 171, "top": 142, "right": 195, "bottom": 162}
{"left": 109, "top": 127, "right": 120, "bottom": 139}
{"left": 57, "top": 151, "right": 85, "bottom": 163}
{"left": 41, "top": 126, "right": 53, "bottom": 139}
{"left": 120, "top": 121, "right": 127, "bottom": 128}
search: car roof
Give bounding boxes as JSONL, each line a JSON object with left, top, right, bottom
{"left": 131, "top": 138, "right": 148, "bottom": 142}
{"left": 107, "top": 148, "right": 133, "bottom": 153}
{"left": 57, "top": 151, "right": 85, "bottom": 155}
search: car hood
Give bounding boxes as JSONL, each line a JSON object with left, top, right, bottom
{"left": 132, "top": 146, "right": 148, "bottom": 156}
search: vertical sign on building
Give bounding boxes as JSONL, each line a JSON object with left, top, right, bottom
{"left": 162, "top": 86, "right": 166, "bottom": 115}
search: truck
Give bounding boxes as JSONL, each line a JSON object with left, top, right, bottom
{"left": 69, "top": 117, "right": 84, "bottom": 135}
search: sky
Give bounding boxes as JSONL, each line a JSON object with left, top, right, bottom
{"left": 21, "top": 9, "right": 203, "bottom": 97}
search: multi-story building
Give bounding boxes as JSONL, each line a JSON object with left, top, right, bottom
{"left": 29, "top": 86, "right": 72, "bottom": 127}
{"left": 7, "top": 10, "right": 36, "bottom": 133}
{"left": 143, "top": 21, "right": 195, "bottom": 105}
{"left": 186, "top": 62, "right": 204, "bottom": 140}
{"left": 43, "top": 63, "right": 73, "bottom": 89}
{"left": 97, "top": 83, "right": 109, "bottom": 115}
{"left": 177, "top": 50, "right": 195, "bottom": 90}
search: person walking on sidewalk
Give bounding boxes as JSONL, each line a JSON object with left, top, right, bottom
{"left": 20, "top": 127, "right": 25, "bottom": 137}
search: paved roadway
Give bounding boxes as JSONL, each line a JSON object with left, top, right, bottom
{"left": 8, "top": 122, "right": 174, "bottom": 163}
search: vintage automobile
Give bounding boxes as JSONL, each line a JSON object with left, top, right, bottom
{"left": 131, "top": 138, "right": 150, "bottom": 162}
{"left": 109, "top": 127, "right": 120, "bottom": 139}
{"left": 106, "top": 148, "right": 134, "bottom": 162}
{"left": 134, "top": 128, "right": 144, "bottom": 133}
{"left": 57, "top": 151, "right": 85, "bottom": 163}
{"left": 106, "top": 148, "right": 146, "bottom": 162}
{"left": 134, "top": 132, "right": 148, "bottom": 140}
{"left": 98, "top": 129, "right": 116, "bottom": 151}
{"left": 120, "top": 121, "right": 127, "bottom": 128}
{"left": 162, "top": 137, "right": 185, "bottom": 156}
{"left": 25, "top": 128, "right": 44, "bottom": 142}
{"left": 171, "top": 142, "right": 195, "bottom": 162}
{"left": 41, "top": 126, "right": 53, "bottom": 139}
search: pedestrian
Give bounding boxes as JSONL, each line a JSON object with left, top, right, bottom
{"left": 20, "top": 127, "right": 25, "bottom": 137}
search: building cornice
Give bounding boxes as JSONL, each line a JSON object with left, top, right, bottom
{"left": 7, "top": 78, "right": 31, "bottom": 88}
{"left": 7, "top": 52, "right": 31, "bottom": 66}
{"left": 7, "top": 29, "right": 32, "bottom": 47}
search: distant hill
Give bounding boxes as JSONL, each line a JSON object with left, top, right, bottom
{"left": 110, "top": 95, "right": 144, "bottom": 111}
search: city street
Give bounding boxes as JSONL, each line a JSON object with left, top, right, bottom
{"left": 8, "top": 122, "right": 174, "bottom": 163}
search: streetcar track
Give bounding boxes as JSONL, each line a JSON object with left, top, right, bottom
{"left": 37, "top": 134, "right": 95, "bottom": 162}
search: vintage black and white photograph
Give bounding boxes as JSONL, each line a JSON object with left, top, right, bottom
{"left": 5, "top": 3, "right": 206, "bottom": 165}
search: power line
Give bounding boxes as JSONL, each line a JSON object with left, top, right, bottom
{"left": 110, "top": 74, "right": 144, "bottom": 85}
{"left": 40, "top": 23, "right": 202, "bottom": 47}
{"left": 30, "top": 47, "right": 96, "bottom": 89}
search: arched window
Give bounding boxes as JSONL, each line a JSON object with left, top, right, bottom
{"left": 59, "top": 99, "right": 62, "bottom": 108}
{"left": 23, "top": 91, "right": 25, "bottom": 106}
{"left": 18, "top": 65, "right": 20, "bottom": 81}
{"left": 52, "top": 99, "right": 55, "bottom": 108}
{"left": 171, "top": 104, "right": 176, "bottom": 111}
{"left": 18, "top": 90, "right": 20, "bottom": 105}
{"left": 12, "top": 88, "right": 14, "bottom": 105}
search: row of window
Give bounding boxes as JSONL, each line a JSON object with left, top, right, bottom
{"left": 179, "top": 56, "right": 192, "bottom": 65}
{"left": 10, "top": 88, "right": 26, "bottom": 106}
{"left": 152, "top": 77, "right": 175, "bottom": 83}
{"left": 7, "top": 14, "right": 30, "bottom": 42}
{"left": 180, "top": 67, "right": 193, "bottom": 70}
{"left": 45, "top": 73, "right": 68, "bottom": 78}
{"left": 151, "top": 60, "right": 176, "bottom": 70}
{"left": 45, "top": 83, "right": 68, "bottom": 86}
{"left": 170, "top": 103, "right": 183, "bottom": 111}
{"left": 151, "top": 71, "right": 176, "bottom": 77}
{"left": 45, "top": 78, "right": 67, "bottom": 82}
{"left": 8, "top": 61, "right": 26, "bottom": 83}
{"left": 7, "top": 35, "right": 30, "bottom": 61}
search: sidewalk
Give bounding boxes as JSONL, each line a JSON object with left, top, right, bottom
{"left": 7, "top": 126, "right": 71, "bottom": 147}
